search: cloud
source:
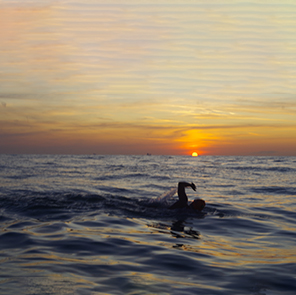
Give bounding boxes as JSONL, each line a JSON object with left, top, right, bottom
{"left": 0, "top": 1, "right": 295, "bottom": 155}
{"left": 255, "top": 150, "right": 277, "bottom": 156}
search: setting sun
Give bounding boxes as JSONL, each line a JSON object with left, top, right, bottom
{"left": 192, "top": 152, "right": 198, "bottom": 157}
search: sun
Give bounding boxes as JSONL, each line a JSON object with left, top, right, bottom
{"left": 191, "top": 152, "right": 198, "bottom": 157}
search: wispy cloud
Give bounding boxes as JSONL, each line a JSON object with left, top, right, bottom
{"left": 0, "top": 0, "right": 295, "bottom": 155}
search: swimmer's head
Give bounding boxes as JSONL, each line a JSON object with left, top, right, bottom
{"left": 191, "top": 199, "right": 205, "bottom": 211}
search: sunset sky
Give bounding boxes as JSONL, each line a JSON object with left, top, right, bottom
{"left": 1, "top": 0, "right": 295, "bottom": 155}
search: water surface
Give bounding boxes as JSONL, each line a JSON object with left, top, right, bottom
{"left": 0, "top": 155, "right": 295, "bottom": 294}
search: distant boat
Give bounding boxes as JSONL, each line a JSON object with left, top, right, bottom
{"left": 147, "top": 153, "right": 152, "bottom": 156}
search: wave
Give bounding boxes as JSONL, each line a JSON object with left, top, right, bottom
{"left": 95, "top": 172, "right": 150, "bottom": 181}
{"left": 250, "top": 186, "right": 296, "bottom": 195}
{"left": 227, "top": 165, "right": 296, "bottom": 173}
{"left": 0, "top": 191, "right": 205, "bottom": 222}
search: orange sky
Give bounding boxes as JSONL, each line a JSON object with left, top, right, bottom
{"left": 0, "top": 1, "right": 296, "bottom": 156}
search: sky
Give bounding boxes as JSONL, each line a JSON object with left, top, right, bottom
{"left": 0, "top": 0, "right": 295, "bottom": 156}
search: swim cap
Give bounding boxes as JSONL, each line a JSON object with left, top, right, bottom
{"left": 191, "top": 199, "right": 205, "bottom": 211}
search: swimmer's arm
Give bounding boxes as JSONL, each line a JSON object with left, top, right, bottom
{"left": 169, "top": 182, "right": 196, "bottom": 209}
{"left": 177, "top": 182, "right": 196, "bottom": 205}
{"left": 178, "top": 182, "right": 196, "bottom": 191}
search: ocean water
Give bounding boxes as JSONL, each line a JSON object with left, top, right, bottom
{"left": 0, "top": 155, "right": 295, "bottom": 295}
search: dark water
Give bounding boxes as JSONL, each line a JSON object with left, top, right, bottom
{"left": 0, "top": 155, "right": 295, "bottom": 295}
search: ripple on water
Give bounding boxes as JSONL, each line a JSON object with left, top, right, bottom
{"left": 1, "top": 155, "right": 296, "bottom": 294}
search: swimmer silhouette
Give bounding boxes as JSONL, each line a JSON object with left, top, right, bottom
{"left": 169, "top": 182, "right": 205, "bottom": 211}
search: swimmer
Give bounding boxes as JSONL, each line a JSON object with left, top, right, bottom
{"left": 169, "top": 182, "right": 205, "bottom": 211}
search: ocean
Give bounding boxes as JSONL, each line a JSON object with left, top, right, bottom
{"left": 0, "top": 154, "right": 295, "bottom": 295}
